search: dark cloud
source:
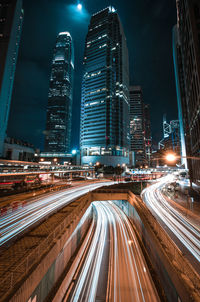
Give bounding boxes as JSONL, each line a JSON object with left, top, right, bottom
{"left": 8, "top": 0, "right": 177, "bottom": 150}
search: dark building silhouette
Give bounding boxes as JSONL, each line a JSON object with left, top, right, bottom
{"left": 175, "top": 0, "right": 200, "bottom": 184}
{"left": 129, "top": 86, "right": 145, "bottom": 167}
{"left": 44, "top": 32, "right": 74, "bottom": 154}
{"left": 80, "top": 7, "right": 130, "bottom": 166}
{"left": 0, "top": 0, "right": 23, "bottom": 157}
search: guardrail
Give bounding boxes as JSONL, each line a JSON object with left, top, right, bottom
{"left": 128, "top": 191, "right": 200, "bottom": 301}
{"left": 0, "top": 193, "right": 91, "bottom": 301}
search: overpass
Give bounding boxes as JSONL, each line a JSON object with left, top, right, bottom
{"left": 0, "top": 159, "right": 95, "bottom": 189}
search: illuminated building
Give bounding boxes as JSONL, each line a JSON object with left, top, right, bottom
{"left": 129, "top": 86, "right": 145, "bottom": 167}
{"left": 44, "top": 32, "right": 74, "bottom": 153}
{"left": 0, "top": 0, "right": 24, "bottom": 157}
{"left": 176, "top": 0, "right": 200, "bottom": 184}
{"left": 144, "top": 104, "right": 152, "bottom": 166}
{"left": 159, "top": 116, "right": 181, "bottom": 156}
{"left": 80, "top": 7, "right": 130, "bottom": 166}
{"left": 172, "top": 25, "right": 187, "bottom": 168}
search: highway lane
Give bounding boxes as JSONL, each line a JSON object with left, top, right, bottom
{"left": 142, "top": 176, "right": 200, "bottom": 262}
{"left": 67, "top": 201, "right": 159, "bottom": 302}
{"left": 0, "top": 182, "right": 113, "bottom": 246}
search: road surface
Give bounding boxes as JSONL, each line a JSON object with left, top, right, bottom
{"left": 0, "top": 182, "right": 113, "bottom": 246}
{"left": 142, "top": 175, "right": 200, "bottom": 263}
{"left": 66, "top": 201, "right": 159, "bottom": 302}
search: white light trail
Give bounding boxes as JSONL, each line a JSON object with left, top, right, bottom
{"left": 0, "top": 182, "right": 114, "bottom": 246}
{"left": 142, "top": 176, "right": 200, "bottom": 262}
{"left": 68, "top": 201, "right": 159, "bottom": 301}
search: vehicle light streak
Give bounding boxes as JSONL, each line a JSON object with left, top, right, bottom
{"left": 142, "top": 176, "right": 200, "bottom": 262}
{"left": 68, "top": 201, "right": 159, "bottom": 301}
{"left": 0, "top": 182, "right": 114, "bottom": 246}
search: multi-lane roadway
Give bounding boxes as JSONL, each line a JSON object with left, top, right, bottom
{"left": 66, "top": 201, "right": 160, "bottom": 302}
{"left": 142, "top": 175, "right": 200, "bottom": 263}
{"left": 0, "top": 182, "right": 113, "bottom": 246}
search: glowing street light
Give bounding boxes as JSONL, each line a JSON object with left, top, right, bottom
{"left": 166, "top": 153, "right": 176, "bottom": 162}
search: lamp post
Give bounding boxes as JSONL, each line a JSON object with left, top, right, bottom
{"left": 165, "top": 153, "right": 200, "bottom": 188}
{"left": 165, "top": 153, "right": 200, "bottom": 163}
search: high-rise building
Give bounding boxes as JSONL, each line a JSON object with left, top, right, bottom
{"left": 80, "top": 7, "right": 130, "bottom": 166}
{"left": 172, "top": 25, "right": 187, "bottom": 168}
{"left": 129, "top": 86, "right": 145, "bottom": 167}
{"left": 175, "top": 0, "right": 200, "bottom": 184}
{"left": 44, "top": 32, "right": 74, "bottom": 154}
{"left": 144, "top": 104, "right": 152, "bottom": 166}
{"left": 0, "top": 0, "right": 23, "bottom": 157}
{"left": 159, "top": 116, "right": 181, "bottom": 156}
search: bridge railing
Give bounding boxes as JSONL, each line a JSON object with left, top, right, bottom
{"left": 0, "top": 193, "right": 91, "bottom": 300}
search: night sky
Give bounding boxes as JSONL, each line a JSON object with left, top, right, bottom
{"left": 7, "top": 0, "right": 178, "bottom": 151}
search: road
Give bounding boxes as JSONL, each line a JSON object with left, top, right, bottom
{"left": 142, "top": 175, "right": 200, "bottom": 263}
{"left": 66, "top": 201, "right": 159, "bottom": 302}
{"left": 0, "top": 182, "right": 113, "bottom": 246}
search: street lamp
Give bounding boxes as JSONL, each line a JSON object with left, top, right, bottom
{"left": 165, "top": 153, "right": 200, "bottom": 162}
{"left": 53, "top": 158, "right": 57, "bottom": 164}
{"left": 166, "top": 153, "right": 176, "bottom": 162}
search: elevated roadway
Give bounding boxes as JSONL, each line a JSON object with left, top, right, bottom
{"left": 0, "top": 181, "right": 113, "bottom": 246}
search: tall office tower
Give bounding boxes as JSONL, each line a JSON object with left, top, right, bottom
{"left": 176, "top": 0, "right": 200, "bottom": 184}
{"left": 80, "top": 7, "right": 130, "bottom": 166}
{"left": 44, "top": 32, "right": 74, "bottom": 154}
{"left": 172, "top": 25, "right": 187, "bottom": 168}
{"left": 144, "top": 104, "right": 152, "bottom": 166}
{"left": 129, "top": 86, "right": 145, "bottom": 167}
{"left": 159, "top": 117, "right": 181, "bottom": 155}
{"left": 0, "top": 0, "right": 23, "bottom": 157}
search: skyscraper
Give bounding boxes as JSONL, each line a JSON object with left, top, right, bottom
{"left": 175, "top": 0, "right": 200, "bottom": 184}
{"left": 144, "top": 104, "right": 152, "bottom": 166}
{"left": 172, "top": 25, "right": 187, "bottom": 168}
{"left": 129, "top": 86, "right": 146, "bottom": 167}
{"left": 0, "top": 0, "right": 23, "bottom": 157}
{"left": 44, "top": 32, "right": 74, "bottom": 154}
{"left": 159, "top": 117, "right": 181, "bottom": 155}
{"left": 80, "top": 7, "right": 130, "bottom": 166}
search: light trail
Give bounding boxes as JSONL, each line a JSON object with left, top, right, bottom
{"left": 67, "top": 201, "right": 159, "bottom": 302}
{"left": 142, "top": 176, "right": 200, "bottom": 262}
{"left": 0, "top": 182, "right": 113, "bottom": 246}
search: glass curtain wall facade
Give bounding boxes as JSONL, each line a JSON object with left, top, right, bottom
{"left": 80, "top": 7, "right": 130, "bottom": 166}
{"left": 0, "top": 0, "right": 23, "bottom": 157}
{"left": 172, "top": 25, "right": 187, "bottom": 168}
{"left": 45, "top": 32, "right": 74, "bottom": 154}
{"left": 129, "top": 86, "right": 146, "bottom": 167}
{"left": 144, "top": 104, "right": 152, "bottom": 166}
{"left": 176, "top": 0, "right": 200, "bottom": 184}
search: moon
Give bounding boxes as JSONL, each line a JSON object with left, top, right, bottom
{"left": 77, "top": 3, "right": 82, "bottom": 10}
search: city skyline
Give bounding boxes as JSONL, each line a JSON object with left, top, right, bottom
{"left": 7, "top": 0, "right": 178, "bottom": 150}
{"left": 0, "top": 2, "right": 200, "bottom": 301}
